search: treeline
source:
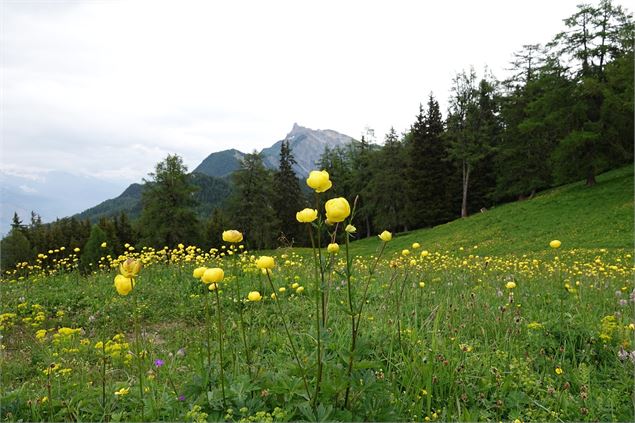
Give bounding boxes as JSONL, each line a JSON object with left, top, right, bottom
{"left": 1, "top": 0, "right": 632, "bottom": 270}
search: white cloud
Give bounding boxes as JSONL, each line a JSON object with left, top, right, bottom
{"left": 19, "top": 185, "right": 37, "bottom": 194}
{"left": 2, "top": 0, "right": 631, "bottom": 184}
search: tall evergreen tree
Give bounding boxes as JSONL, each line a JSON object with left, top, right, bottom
{"left": 139, "top": 154, "right": 200, "bottom": 248}
{"left": 369, "top": 128, "right": 408, "bottom": 232}
{"left": 0, "top": 229, "right": 32, "bottom": 271}
{"left": 405, "top": 95, "right": 448, "bottom": 228}
{"left": 227, "top": 152, "right": 278, "bottom": 249}
{"left": 272, "top": 141, "right": 306, "bottom": 246}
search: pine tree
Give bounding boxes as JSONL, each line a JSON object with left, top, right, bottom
{"left": 227, "top": 152, "right": 278, "bottom": 249}
{"left": 0, "top": 229, "right": 32, "bottom": 271}
{"left": 272, "top": 141, "right": 306, "bottom": 246}
{"left": 80, "top": 224, "right": 110, "bottom": 272}
{"left": 405, "top": 95, "right": 449, "bottom": 228}
{"left": 139, "top": 154, "right": 200, "bottom": 248}
{"left": 369, "top": 128, "right": 408, "bottom": 232}
{"left": 350, "top": 134, "right": 376, "bottom": 237}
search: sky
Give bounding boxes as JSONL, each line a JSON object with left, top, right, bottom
{"left": 1, "top": 0, "right": 631, "bottom": 187}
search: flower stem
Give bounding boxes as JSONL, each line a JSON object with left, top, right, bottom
{"left": 307, "top": 224, "right": 323, "bottom": 408}
{"left": 213, "top": 288, "right": 227, "bottom": 408}
{"left": 133, "top": 285, "right": 145, "bottom": 421}
{"left": 264, "top": 271, "right": 312, "bottom": 404}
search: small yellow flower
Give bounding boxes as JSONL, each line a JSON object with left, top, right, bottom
{"left": 247, "top": 291, "right": 262, "bottom": 302}
{"left": 256, "top": 256, "right": 275, "bottom": 270}
{"left": 295, "top": 286, "right": 305, "bottom": 294}
{"left": 306, "top": 170, "right": 332, "bottom": 193}
{"left": 378, "top": 230, "right": 392, "bottom": 242}
{"left": 505, "top": 281, "right": 516, "bottom": 290}
{"left": 296, "top": 208, "right": 318, "bottom": 223}
{"left": 555, "top": 367, "right": 563, "bottom": 375}
{"left": 222, "top": 230, "right": 243, "bottom": 243}
{"left": 208, "top": 283, "right": 218, "bottom": 291}
{"left": 549, "top": 240, "right": 561, "bottom": 249}
{"left": 345, "top": 224, "right": 357, "bottom": 234}
{"left": 114, "top": 274, "right": 133, "bottom": 296}
{"left": 419, "top": 282, "right": 425, "bottom": 288}
{"left": 193, "top": 267, "right": 207, "bottom": 279}
{"left": 278, "top": 287, "right": 286, "bottom": 293}
{"left": 324, "top": 197, "right": 351, "bottom": 223}
{"left": 202, "top": 268, "right": 224, "bottom": 284}
{"left": 100, "top": 242, "right": 107, "bottom": 248}
{"left": 327, "top": 243, "right": 340, "bottom": 254}
{"left": 401, "top": 249, "right": 410, "bottom": 256}
{"left": 420, "top": 250, "right": 429, "bottom": 257}
{"left": 412, "top": 242, "right": 421, "bottom": 249}
{"left": 73, "top": 247, "right": 80, "bottom": 253}
{"left": 291, "top": 282, "right": 299, "bottom": 289}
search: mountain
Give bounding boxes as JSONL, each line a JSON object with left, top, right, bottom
{"left": 194, "top": 123, "right": 355, "bottom": 179}
{"left": 75, "top": 174, "right": 233, "bottom": 223}
{"left": 75, "top": 123, "right": 354, "bottom": 223}
{"left": 192, "top": 148, "right": 245, "bottom": 178}
{"left": 260, "top": 123, "right": 354, "bottom": 177}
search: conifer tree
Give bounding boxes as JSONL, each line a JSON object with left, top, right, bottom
{"left": 80, "top": 224, "right": 110, "bottom": 272}
{"left": 0, "top": 228, "right": 32, "bottom": 271}
{"left": 227, "top": 152, "right": 278, "bottom": 249}
{"left": 272, "top": 141, "right": 306, "bottom": 246}
{"left": 139, "top": 154, "right": 200, "bottom": 248}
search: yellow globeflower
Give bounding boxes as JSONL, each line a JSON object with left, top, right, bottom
{"left": 412, "top": 242, "right": 421, "bottom": 249}
{"left": 100, "top": 242, "right": 107, "bottom": 248}
{"left": 296, "top": 286, "right": 304, "bottom": 294}
{"left": 114, "top": 387, "right": 130, "bottom": 396}
{"left": 114, "top": 274, "right": 133, "bottom": 296}
{"left": 555, "top": 367, "right": 563, "bottom": 375}
{"left": 247, "top": 291, "right": 262, "bottom": 302}
{"left": 549, "top": 240, "right": 561, "bottom": 249}
{"left": 505, "top": 281, "right": 516, "bottom": 289}
{"left": 193, "top": 267, "right": 207, "bottom": 279}
{"left": 327, "top": 243, "right": 340, "bottom": 254}
{"left": 420, "top": 250, "right": 429, "bottom": 257}
{"left": 119, "top": 258, "right": 141, "bottom": 278}
{"left": 324, "top": 197, "right": 351, "bottom": 223}
{"left": 345, "top": 224, "right": 357, "bottom": 234}
{"left": 306, "top": 170, "right": 332, "bottom": 193}
{"left": 402, "top": 249, "right": 410, "bottom": 256}
{"left": 222, "top": 230, "right": 243, "bottom": 243}
{"left": 202, "top": 268, "right": 224, "bottom": 284}
{"left": 73, "top": 247, "right": 80, "bottom": 253}
{"left": 419, "top": 281, "right": 425, "bottom": 288}
{"left": 296, "top": 208, "right": 318, "bottom": 223}
{"left": 256, "top": 256, "right": 275, "bottom": 270}
{"left": 378, "top": 230, "right": 392, "bottom": 242}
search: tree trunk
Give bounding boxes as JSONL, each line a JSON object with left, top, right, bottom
{"left": 529, "top": 188, "right": 536, "bottom": 199}
{"left": 586, "top": 172, "right": 597, "bottom": 186}
{"left": 461, "top": 160, "right": 470, "bottom": 218}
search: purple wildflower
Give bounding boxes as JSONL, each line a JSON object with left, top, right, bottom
{"left": 154, "top": 359, "right": 165, "bottom": 368}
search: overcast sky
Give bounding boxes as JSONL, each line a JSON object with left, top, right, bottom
{"left": 2, "top": 0, "right": 630, "bottom": 186}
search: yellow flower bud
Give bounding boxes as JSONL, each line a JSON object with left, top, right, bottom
{"left": 222, "top": 230, "right": 243, "bottom": 243}
{"left": 247, "top": 291, "right": 262, "bottom": 302}
{"left": 256, "top": 256, "right": 275, "bottom": 270}
{"left": 549, "top": 240, "right": 561, "bottom": 249}
{"left": 327, "top": 243, "right": 340, "bottom": 254}
{"left": 193, "top": 267, "right": 207, "bottom": 279}
{"left": 296, "top": 208, "right": 318, "bottom": 223}
{"left": 401, "top": 249, "right": 410, "bottom": 256}
{"left": 324, "top": 197, "right": 351, "bottom": 223}
{"left": 295, "top": 286, "right": 304, "bottom": 294}
{"left": 378, "top": 230, "right": 392, "bottom": 242}
{"left": 306, "top": 170, "right": 332, "bottom": 193}
{"left": 345, "top": 224, "right": 357, "bottom": 234}
{"left": 412, "top": 242, "right": 421, "bottom": 249}
{"left": 202, "top": 268, "right": 224, "bottom": 284}
{"left": 100, "top": 242, "right": 107, "bottom": 248}
{"left": 505, "top": 281, "right": 516, "bottom": 289}
{"left": 119, "top": 258, "right": 141, "bottom": 278}
{"left": 114, "top": 274, "right": 133, "bottom": 296}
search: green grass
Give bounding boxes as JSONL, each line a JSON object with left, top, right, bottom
{"left": 349, "top": 165, "right": 634, "bottom": 257}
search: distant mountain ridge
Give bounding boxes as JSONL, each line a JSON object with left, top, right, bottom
{"left": 76, "top": 124, "right": 355, "bottom": 222}
{"left": 193, "top": 123, "right": 354, "bottom": 179}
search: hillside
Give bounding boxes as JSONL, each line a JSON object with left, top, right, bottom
{"left": 348, "top": 165, "right": 634, "bottom": 257}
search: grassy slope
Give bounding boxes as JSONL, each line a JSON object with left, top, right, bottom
{"left": 348, "top": 164, "right": 634, "bottom": 257}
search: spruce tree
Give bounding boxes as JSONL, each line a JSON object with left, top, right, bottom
{"left": 80, "top": 224, "right": 110, "bottom": 272}
{"left": 0, "top": 229, "right": 32, "bottom": 271}
{"left": 227, "top": 152, "right": 278, "bottom": 250}
{"left": 272, "top": 141, "right": 306, "bottom": 246}
{"left": 139, "top": 154, "right": 200, "bottom": 248}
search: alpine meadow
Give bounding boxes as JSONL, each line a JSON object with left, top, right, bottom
{"left": 1, "top": 1, "right": 634, "bottom": 422}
